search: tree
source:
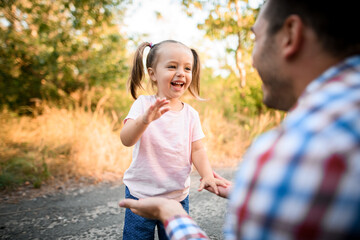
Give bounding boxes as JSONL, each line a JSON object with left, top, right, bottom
{"left": 0, "top": 0, "right": 130, "bottom": 111}
{"left": 181, "top": 0, "right": 261, "bottom": 88}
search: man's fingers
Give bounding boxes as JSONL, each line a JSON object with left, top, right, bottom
{"left": 129, "top": 208, "right": 141, "bottom": 216}
{"left": 119, "top": 199, "right": 138, "bottom": 208}
{"left": 204, "top": 186, "right": 215, "bottom": 193}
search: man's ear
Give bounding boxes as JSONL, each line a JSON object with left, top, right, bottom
{"left": 281, "top": 15, "right": 303, "bottom": 59}
{"left": 148, "top": 68, "right": 156, "bottom": 82}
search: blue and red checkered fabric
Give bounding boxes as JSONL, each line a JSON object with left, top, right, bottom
{"left": 224, "top": 55, "right": 360, "bottom": 240}
{"left": 165, "top": 215, "right": 208, "bottom": 240}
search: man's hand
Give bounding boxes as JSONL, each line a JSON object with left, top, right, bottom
{"left": 119, "top": 197, "right": 187, "bottom": 223}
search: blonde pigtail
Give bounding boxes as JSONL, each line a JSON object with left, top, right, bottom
{"left": 189, "top": 48, "right": 202, "bottom": 99}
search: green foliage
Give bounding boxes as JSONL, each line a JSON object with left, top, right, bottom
{"left": 228, "top": 70, "right": 265, "bottom": 116}
{"left": 181, "top": 0, "right": 261, "bottom": 87}
{"left": 0, "top": 156, "right": 50, "bottom": 189}
{"left": 0, "top": 0, "right": 130, "bottom": 111}
{"left": 182, "top": 0, "right": 263, "bottom": 105}
{"left": 182, "top": 0, "right": 260, "bottom": 41}
{"left": 194, "top": 66, "right": 265, "bottom": 121}
{"left": 181, "top": 0, "right": 270, "bottom": 121}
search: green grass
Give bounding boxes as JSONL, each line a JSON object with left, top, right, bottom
{"left": 0, "top": 156, "right": 50, "bottom": 189}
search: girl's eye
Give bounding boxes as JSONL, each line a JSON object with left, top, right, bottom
{"left": 168, "top": 65, "right": 176, "bottom": 69}
{"left": 185, "top": 67, "right": 191, "bottom": 71}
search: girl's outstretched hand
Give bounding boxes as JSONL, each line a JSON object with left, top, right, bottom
{"left": 200, "top": 171, "right": 232, "bottom": 199}
{"left": 198, "top": 174, "right": 229, "bottom": 196}
{"left": 142, "top": 97, "right": 170, "bottom": 124}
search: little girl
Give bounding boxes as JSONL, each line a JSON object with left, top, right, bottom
{"left": 120, "top": 40, "right": 227, "bottom": 240}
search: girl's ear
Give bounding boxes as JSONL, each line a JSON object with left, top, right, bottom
{"left": 148, "top": 68, "right": 157, "bottom": 82}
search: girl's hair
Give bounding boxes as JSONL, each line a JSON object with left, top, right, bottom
{"left": 128, "top": 40, "right": 201, "bottom": 99}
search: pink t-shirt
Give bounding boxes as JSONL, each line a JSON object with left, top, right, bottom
{"left": 123, "top": 95, "right": 205, "bottom": 201}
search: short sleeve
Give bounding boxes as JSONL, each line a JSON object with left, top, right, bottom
{"left": 192, "top": 110, "right": 205, "bottom": 142}
{"left": 124, "top": 95, "right": 145, "bottom": 123}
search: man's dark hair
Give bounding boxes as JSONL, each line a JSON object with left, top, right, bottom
{"left": 264, "top": 0, "right": 360, "bottom": 58}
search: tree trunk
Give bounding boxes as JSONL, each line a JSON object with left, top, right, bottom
{"left": 234, "top": 0, "right": 247, "bottom": 88}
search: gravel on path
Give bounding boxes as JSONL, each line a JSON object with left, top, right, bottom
{"left": 0, "top": 168, "right": 236, "bottom": 240}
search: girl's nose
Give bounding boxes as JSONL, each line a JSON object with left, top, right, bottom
{"left": 176, "top": 69, "right": 185, "bottom": 77}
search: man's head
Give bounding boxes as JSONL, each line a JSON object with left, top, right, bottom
{"left": 263, "top": 0, "right": 360, "bottom": 59}
{"left": 252, "top": 0, "right": 360, "bottom": 111}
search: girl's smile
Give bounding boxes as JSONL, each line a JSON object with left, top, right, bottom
{"left": 170, "top": 81, "right": 185, "bottom": 88}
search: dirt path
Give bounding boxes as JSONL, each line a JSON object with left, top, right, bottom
{"left": 0, "top": 168, "right": 235, "bottom": 240}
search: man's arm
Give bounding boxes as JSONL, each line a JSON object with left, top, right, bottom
{"left": 119, "top": 197, "right": 209, "bottom": 240}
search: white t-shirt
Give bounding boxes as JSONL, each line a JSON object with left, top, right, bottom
{"left": 123, "top": 95, "right": 205, "bottom": 201}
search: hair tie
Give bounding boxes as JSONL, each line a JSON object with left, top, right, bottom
{"left": 149, "top": 42, "right": 154, "bottom": 49}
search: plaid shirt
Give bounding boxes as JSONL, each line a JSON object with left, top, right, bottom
{"left": 165, "top": 55, "right": 360, "bottom": 240}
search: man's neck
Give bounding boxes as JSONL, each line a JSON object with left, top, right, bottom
{"left": 290, "top": 40, "right": 343, "bottom": 99}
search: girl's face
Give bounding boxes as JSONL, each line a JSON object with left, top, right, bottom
{"left": 148, "top": 42, "right": 193, "bottom": 101}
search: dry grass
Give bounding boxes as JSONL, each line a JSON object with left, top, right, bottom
{"left": 0, "top": 100, "right": 283, "bottom": 187}
{"left": 202, "top": 108, "right": 283, "bottom": 168}
{"left": 0, "top": 103, "right": 132, "bottom": 184}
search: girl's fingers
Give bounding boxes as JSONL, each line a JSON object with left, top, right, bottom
{"left": 198, "top": 181, "right": 205, "bottom": 192}
{"left": 145, "top": 99, "right": 170, "bottom": 122}
{"left": 215, "top": 179, "right": 229, "bottom": 187}
{"left": 158, "top": 101, "right": 170, "bottom": 108}
{"left": 155, "top": 97, "right": 169, "bottom": 105}
{"left": 153, "top": 99, "right": 169, "bottom": 110}
{"left": 160, "top": 107, "right": 170, "bottom": 115}
{"left": 213, "top": 171, "right": 232, "bottom": 186}
{"left": 201, "top": 179, "right": 219, "bottom": 195}
{"left": 209, "top": 182, "right": 219, "bottom": 195}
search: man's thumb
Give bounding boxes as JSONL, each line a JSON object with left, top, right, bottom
{"left": 119, "top": 199, "right": 135, "bottom": 208}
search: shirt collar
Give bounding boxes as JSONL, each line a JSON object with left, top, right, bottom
{"left": 302, "top": 54, "right": 360, "bottom": 97}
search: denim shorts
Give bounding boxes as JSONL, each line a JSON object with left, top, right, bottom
{"left": 122, "top": 186, "right": 189, "bottom": 240}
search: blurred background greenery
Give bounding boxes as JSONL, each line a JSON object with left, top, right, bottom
{"left": 0, "top": 0, "right": 283, "bottom": 190}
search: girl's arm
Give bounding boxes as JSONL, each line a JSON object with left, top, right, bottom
{"left": 192, "top": 139, "right": 227, "bottom": 195}
{"left": 120, "top": 117, "right": 150, "bottom": 147}
{"left": 120, "top": 98, "right": 170, "bottom": 147}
